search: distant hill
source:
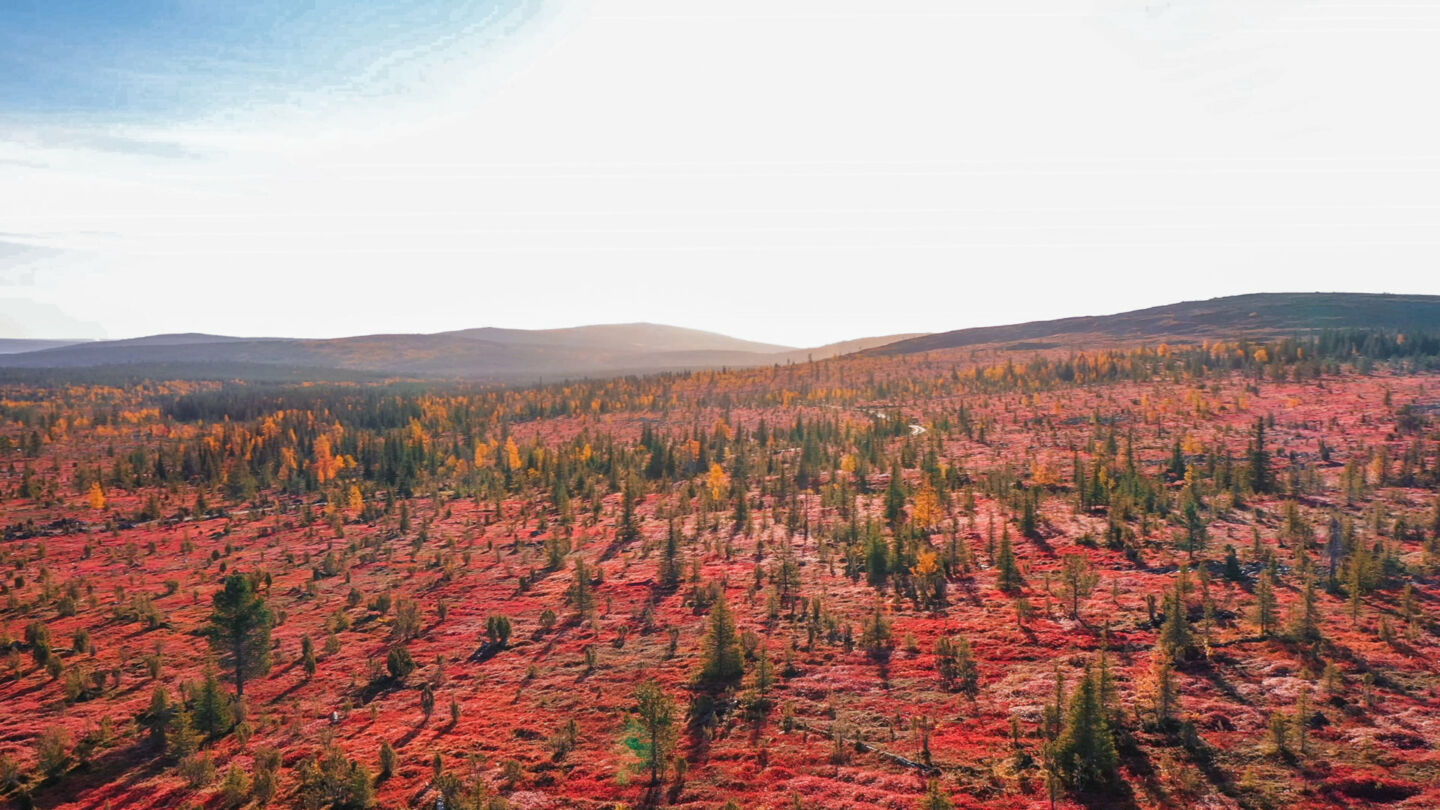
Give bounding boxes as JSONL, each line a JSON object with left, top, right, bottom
{"left": 0, "top": 323, "right": 922, "bottom": 382}
{"left": 869, "top": 293, "right": 1440, "bottom": 357}
{"left": 7, "top": 291, "right": 1437, "bottom": 383}
{"left": 439, "top": 324, "right": 792, "bottom": 355}
{"left": 0, "top": 338, "right": 87, "bottom": 355}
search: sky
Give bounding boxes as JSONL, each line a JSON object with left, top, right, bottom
{"left": 2, "top": 0, "right": 1439, "bottom": 346}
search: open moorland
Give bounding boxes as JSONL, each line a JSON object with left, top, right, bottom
{"left": 2, "top": 327, "right": 1440, "bottom": 809}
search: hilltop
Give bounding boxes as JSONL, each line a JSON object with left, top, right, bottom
{"left": 870, "top": 292, "right": 1440, "bottom": 356}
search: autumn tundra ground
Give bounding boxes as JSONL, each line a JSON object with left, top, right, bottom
{"left": 2, "top": 336, "right": 1439, "bottom": 809}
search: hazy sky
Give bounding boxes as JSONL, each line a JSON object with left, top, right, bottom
{"left": 2, "top": 0, "right": 1438, "bottom": 345}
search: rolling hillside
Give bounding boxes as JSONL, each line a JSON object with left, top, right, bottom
{"left": 0, "top": 323, "right": 920, "bottom": 381}
{"left": 869, "top": 292, "right": 1440, "bottom": 356}
{"left": 5, "top": 292, "right": 1435, "bottom": 382}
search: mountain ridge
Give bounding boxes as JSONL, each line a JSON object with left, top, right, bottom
{"left": 868, "top": 292, "right": 1440, "bottom": 357}
{"left": 5, "top": 293, "right": 1437, "bottom": 381}
{"left": 0, "top": 322, "right": 917, "bottom": 381}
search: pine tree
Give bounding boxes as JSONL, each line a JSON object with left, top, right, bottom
{"left": 206, "top": 573, "right": 273, "bottom": 700}
{"left": 1290, "top": 573, "right": 1322, "bottom": 642}
{"left": 569, "top": 556, "right": 595, "bottom": 618}
{"left": 1059, "top": 554, "right": 1098, "bottom": 620}
{"left": 630, "top": 680, "right": 678, "bottom": 785}
{"left": 884, "top": 464, "right": 907, "bottom": 528}
{"left": 1051, "top": 663, "right": 1119, "bottom": 792}
{"left": 141, "top": 685, "right": 174, "bottom": 750}
{"left": 1019, "top": 490, "right": 1041, "bottom": 539}
{"left": 658, "top": 519, "right": 683, "bottom": 590}
{"left": 995, "top": 528, "right": 1024, "bottom": 593}
{"left": 1255, "top": 571, "right": 1277, "bottom": 637}
{"left": 1249, "top": 417, "right": 1271, "bottom": 495}
{"left": 1168, "top": 437, "right": 1185, "bottom": 480}
{"left": 301, "top": 635, "right": 317, "bottom": 679}
{"left": 1158, "top": 577, "right": 1192, "bottom": 663}
{"left": 1150, "top": 655, "right": 1178, "bottom": 730}
{"left": 192, "top": 666, "right": 234, "bottom": 738}
{"left": 617, "top": 483, "right": 640, "bottom": 546}
{"left": 697, "top": 591, "right": 743, "bottom": 689}
{"left": 935, "top": 635, "right": 980, "bottom": 699}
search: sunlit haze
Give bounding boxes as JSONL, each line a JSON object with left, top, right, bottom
{"left": 3, "top": 0, "right": 1438, "bottom": 344}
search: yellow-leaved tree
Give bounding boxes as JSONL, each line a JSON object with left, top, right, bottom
{"left": 707, "top": 463, "right": 729, "bottom": 502}
{"left": 912, "top": 484, "right": 942, "bottom": 529}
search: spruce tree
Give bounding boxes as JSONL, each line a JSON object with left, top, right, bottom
{"left": 1051, "top": 664, "right": 1118, "bottom": 792}
{"left": 1290, "top": 573, "right": 1322, "bottom": 642}
{"left": 631, "top": 680, "right": 678, "bottom": 785}
{"left": 1158, "top": 578, "right": 1192, "bottom": 663}
{"left": 1249, "top": 417, "right": 1271, "bottom": 495}
{"left": 698, "top": 591, "right": 743, "bottom": 689}
{"left": 995, "top": 528, "right": 1024, "bottom": 593}
{"left": 569, "top": 556, "right": 595, "bottom": 618}
{"left": 658, "top": 518, "right": 683, "bottom": 591}
{"left": 206, "top": 573, "right": 273, "bottom": 700}
{"left": 1150, "top": 655, "right": 1178, "bottom": 730}
{"left": 617, "top": 483, "right": 640, "bottom": 546}
{"left": 192, "top": 666, "right": 234, "bottom": 738}
{"left": 884, "top": 464, "right": 907, "bottom": 528}
{"left": 1255, "top": 571, "right": 1277, "bottom": 637}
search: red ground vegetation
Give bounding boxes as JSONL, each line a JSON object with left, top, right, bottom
{"left": 1, "top": 340, "right": 1439, "bottom": 809}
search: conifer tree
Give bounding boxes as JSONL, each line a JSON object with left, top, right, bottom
{"left": 192, "top": 666, "right": 234, "bottom": 738}
{"left": 1059, "top": 554, "right": 1098, "bottom": 620}
{"left": 995, "top": 528, "right": 1024, "bottom": 593}
{"left": 1158, "top": 577, "right": 1192, "bottom": 663}
{"left": 697, "top": 591, "right": 742, "bottom": 689}
{"left": 1249, "top": 417, "right": 1271, "bottom": 495}
{"left": 1290, "top": 573, "right": 1322, "bottom": 642}
{"left": 884, "top": 464, "right": 907, "bottom": 528}
{"left": 658, "top": 518, "right": 683, "bottom": 591}
{"left": 617, "top": 482, "right": 640, "bottom": 546}
{"left": 1150, "top": 655, "right": 1178, "bottom": 730}
{"left": 206, "top": 573, "right": 273, "bottom": 700}
{"left": 1255, "top": 571, "right": 1277, "bottom": 637}
{"left": 630, "top": 680, "right": 678, "bottom": 785}
{"left": 1051, "top": 664, "right": 1119, "bottom": 792}
{"left": 569, "top": 556, "right": 595, "bottom": 618}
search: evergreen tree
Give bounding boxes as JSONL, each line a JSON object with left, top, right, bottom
{"left": 140, "top": 685, "right": 175, "bottom": 750}
{"left": 697, "top": 591, "right": 743, "bottom": 689}
{"left": 1059, "top": 554, "right": 1098, "bottom": 620}
{"left": 1290, "top": 573, "right": 1322, "bottom": 642}
{"left": 1019, "top": 490, "right": 1040, "bottom": 539}
{"left": 1249, "top": 417, "right": 1271, "bottom": 495}
{"left": 206, "top": 573, "right": 273, "bottom": 700}
{"left": 630, "top": 680, "right": 678, "bottom": 785}
{"left": 884, "top": 464, "right": 907, "bottom": 528}
{"left": 569, "top": 556, "right": 595, "bottom": 618}
{"left": 658, "top": 518, "right": 683, "bottom": 591}
{"left": 617, "top": 483, "right": 640, "bottom": 546}
{"left": 1168, "top": 437, "right": 1185, "bottom": 480}
{"left": 301, "top": 635, "right": 317, "bottom": 679}
{"left": 1051, "top": 664, "right": 1119, "bottom": 792}
{"left": 1158, "top": 575, "right": 1193, "bottom": 663}
{"left": 995, "top": 528, "right": 1024, "bottom": 593}
{"left": 865, "top": 530, "right": 889, "bottom": 589}
{"left": 192, "top": 666, "right": 234, "bottom": 738}
{"left": 1150, "top": 655, "right": 1178, "bottom": 730}
{"left": 1255, "top": 571, "right": 1277, "bottom": 637}
{"left": 934, "top": 635, "right": 979, "bottom": 699}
